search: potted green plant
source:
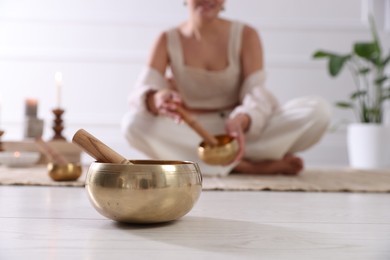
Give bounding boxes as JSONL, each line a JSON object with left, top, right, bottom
{"left": 313, "top": 16, "right": 390, "bottom": 169}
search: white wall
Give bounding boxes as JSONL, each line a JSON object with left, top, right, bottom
{"left": 0, "top": 0, "right": 389, "bottom": 166}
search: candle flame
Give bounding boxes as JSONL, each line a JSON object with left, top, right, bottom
{"left": 13, "top": 151, "right": 21, "bottom": 158}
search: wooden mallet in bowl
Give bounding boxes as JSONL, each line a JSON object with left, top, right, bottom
{"left": 72, "top": 128, "right": 133, "bottom": 165}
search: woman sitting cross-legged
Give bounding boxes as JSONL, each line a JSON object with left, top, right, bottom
{"left": 121, "top": 0, "right": 331, "bottom": 176}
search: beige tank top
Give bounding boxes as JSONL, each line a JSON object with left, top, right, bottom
{"left": 166, "top": 21, "right": 244, "bottom": 110}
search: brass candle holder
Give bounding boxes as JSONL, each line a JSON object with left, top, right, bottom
{"left": 51, "top": 108, "right": 66, "bottom": 141}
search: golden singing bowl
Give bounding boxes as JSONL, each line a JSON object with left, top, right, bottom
{"left": 48, "top": 163, "right": 82, "bottom": 181}
{"left": 86, "top": 160, "right": 202, "bottom": 224}
{"left": 198, "top": 134, "right": 239, "bottom": 165}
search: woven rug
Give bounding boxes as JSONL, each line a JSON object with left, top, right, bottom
{"left": 0, "top": 165, "right": 389, "bottom": 192}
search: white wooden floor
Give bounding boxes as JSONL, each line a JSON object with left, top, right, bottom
{"left": 1, "top": 186, "right": 389, "bottom": 260}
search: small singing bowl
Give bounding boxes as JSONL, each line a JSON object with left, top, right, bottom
{"left": 198, "top": 134, "right": 239, "bottom": 165}
{"left": 48, "top": 163, "right": 83, "bottom": 181}
{"left": 86, "top": 160, "right": 202, "bottom": 224}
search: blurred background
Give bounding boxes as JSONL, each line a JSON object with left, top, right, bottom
{"left": 0, "top": 0, "right": 389, "bottom": 165}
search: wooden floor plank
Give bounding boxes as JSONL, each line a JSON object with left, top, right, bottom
{"left": 0, "top": 187, "right": 389, "bottom": 259}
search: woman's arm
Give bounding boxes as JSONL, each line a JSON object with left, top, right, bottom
{"left": 241, "top": 25, "right": 264, "bottom": 79}
{"left": 142, "top": 32, "right": 170, "bottom": 115}
{"left": 147, "top": 32, "right": 169, "bottom": 74}
{"left": 227, "top": 24, "right": 278, "bottom": 142}
{"left": 144, "top": 32, "right": 183, "bottom": 118}
{"left": 227, "top": 25, "right": 265, "bottom": 133}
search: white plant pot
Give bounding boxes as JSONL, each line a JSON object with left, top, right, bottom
{"left": 347, "top": 123, "right": 390, "bottom": 169}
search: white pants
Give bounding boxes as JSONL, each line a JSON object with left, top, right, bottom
{"left": 121, "top": 96, "right": 331, "bottom": 176}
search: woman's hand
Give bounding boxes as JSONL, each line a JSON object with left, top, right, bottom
{"left": 152, "top": 88, "right": 183, "bottom": 121}
{"left": 225, "top": 114, "right": 251, "bottom": 163}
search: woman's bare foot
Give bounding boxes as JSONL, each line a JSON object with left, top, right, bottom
{"left": 233, "top": 154, "right": 304, "bottom": 175}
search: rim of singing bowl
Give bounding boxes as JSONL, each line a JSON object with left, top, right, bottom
{"left": 198, "top": 134, "right": 239, "bottom": 165}
{"left": 85, "top": 160, "right": 203, "bottom": 224}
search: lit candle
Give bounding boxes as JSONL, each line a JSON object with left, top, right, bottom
{"left": 25, "top": 98, "right": 38, "bottom": 118}
{"left": 11, "top": 151, "right": 22, "bottom": 165}
{"left": 0, "top": 151, "right": 40, "bottom": 167}
{"left": 55, "top": 72, "right": 63, "bottom": 108}
{"left": 13, "top": 151, "right": 21, "bottom": 158}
